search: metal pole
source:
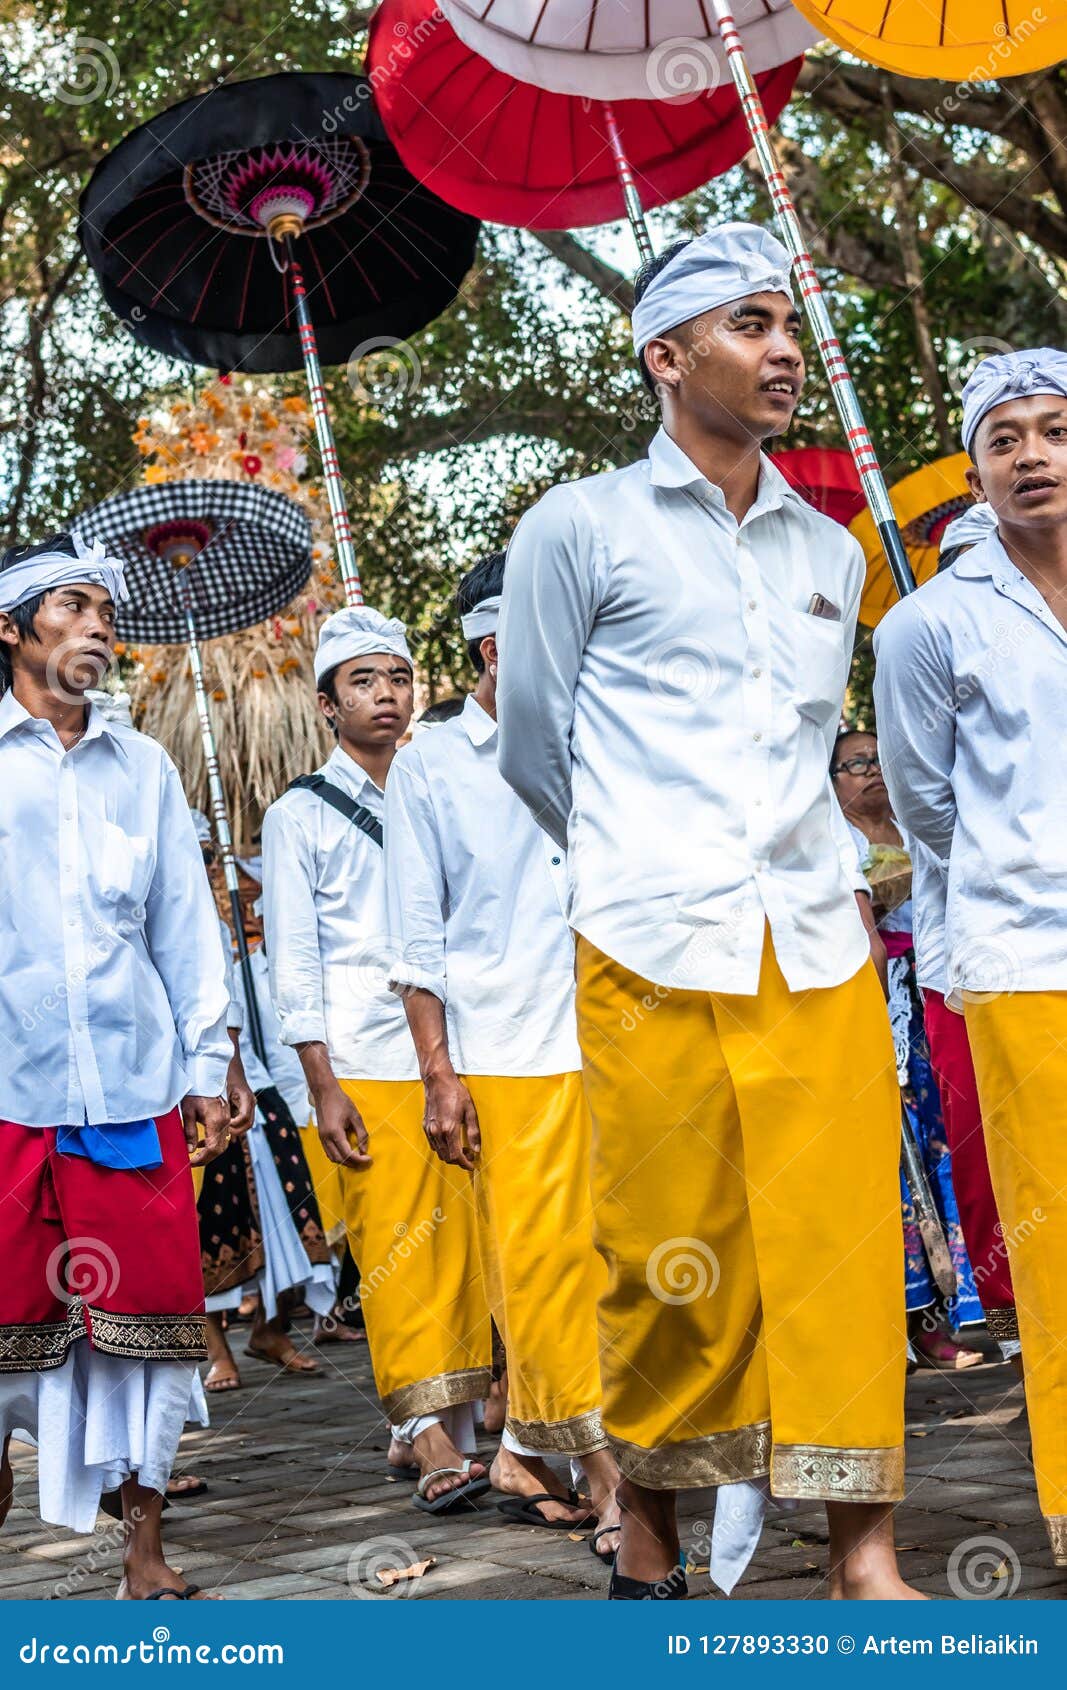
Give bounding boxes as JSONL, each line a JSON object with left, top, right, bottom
{"left": 285, "top": 239, "right": 364, "bottom": 607}
{"left": 184, "top": 601, "right": 269, "bottom": 1069}
{"left": 602, "top": 102, "right": 655, "bottom": 267}
{"left": 709, "top": 2, "right": 916, "bottom": 600}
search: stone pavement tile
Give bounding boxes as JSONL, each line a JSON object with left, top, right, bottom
{"left": 218, "top": 1573, "right": 359, "bottom": 1601}
{"left": 944, "top": 1495, "right": 1046, "bottom": 1526}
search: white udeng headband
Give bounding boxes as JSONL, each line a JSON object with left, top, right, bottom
{"left": 0, "top": 535, "right": 128, "bottom": 615}
{"left": 460, "top": 594, "right": 501, "bottom": 640}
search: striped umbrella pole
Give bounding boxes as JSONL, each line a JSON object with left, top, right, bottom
{"left": 710, "top": 1, "right": 915, "bottom": 600}
{"left": 283, "top": 235, "right": 364, "bottom": 608}
{"left": 602, "top": 102, "right": 655, "bottom": 266}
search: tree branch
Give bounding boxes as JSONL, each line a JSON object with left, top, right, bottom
{"left": 530, "top": 229, "right": 635, "bottom": 313}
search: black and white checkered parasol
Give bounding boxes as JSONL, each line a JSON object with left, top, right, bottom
{"left": 73, "top": 480, "right": 313, "bottom": 645}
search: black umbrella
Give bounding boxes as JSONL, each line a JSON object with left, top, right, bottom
{"left": 79, "top": 72, "right": 480, "bottom": 607}
{"left": 73, "top": 479, "right": 314, "bottom": 1066}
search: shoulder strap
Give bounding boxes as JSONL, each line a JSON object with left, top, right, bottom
{"left": 287, "top": 772, "right": 383, "bottom": 849}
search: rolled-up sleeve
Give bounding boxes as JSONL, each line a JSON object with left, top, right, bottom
{"left": 384, "top": 748, "right": 448, "bottom": 1002}
{"left": 874, "top": 596, "right": 958, "bottom": 862}
{"left": 146, "top": 761, "right": 231, "bottom": 1099}
{"left": 261, "top": 800, "right": 328, "bottom": 1048}
{"left": 497, "top": 487, "right": 602, "bottom": 849}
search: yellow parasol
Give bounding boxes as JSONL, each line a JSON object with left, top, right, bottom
{"left": 790, "top": 1, "right": 1067, "bottom": 79}
{"left": 851, "top": 451, "right": 974, "bottom": 626}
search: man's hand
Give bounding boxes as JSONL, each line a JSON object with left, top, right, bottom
{"left": 224, "top": 1042, "right": 255, "bottom": 1138}
{"left": 423, "top": 1068, "right": 481, "bottom": 1173}
{"left": 182, "top": 1093, "right": 232, "bottom": 1168}
{"left": 315, "top": 1080, "right": 372, "bottom": 1170}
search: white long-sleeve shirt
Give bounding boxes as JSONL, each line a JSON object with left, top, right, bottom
{"left": 496, "top": 426, "right": 869, "bottom": 994}
{"left": 874, "top": 530, "right": 1067, "bottom": 994}
{"left": 0, "top": 690, "right": 231, "bottom": 1126}
{"left": 260, "top": 745, "right": 417, "bottom": 1081}
{"left": 384, "top": 695, "right": 580, "bottom": 1076}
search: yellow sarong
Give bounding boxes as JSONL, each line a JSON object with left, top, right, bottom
{"left": 964, "top": 990, "right": 1067, "bottom": 1566}
{"left": 338, "top": 1077, "right": 492, "bottom": 1421}
{"left": 576, "top": 924, "right": 906, "bottom": 1497}
{"left": 464, "top": 1072, "right": 606, "bottom": 1456}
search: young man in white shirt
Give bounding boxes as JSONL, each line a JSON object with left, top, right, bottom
{"left": 384, "top": 552, "right": 621, "bottom": 1557}
{"left": 875, "top": 348, "right": 1067, "bottom": 1568}
{"left": 0, "top": 533, "right": 233, "bottom": 1599}
{"left": 497, "top": 225, "right": 913, "bottom": 1600}
{"left": 261, "top": 607, "right": 492, "bottom": 1512}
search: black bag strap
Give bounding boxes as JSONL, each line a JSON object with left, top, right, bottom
{"left": 287, "top": 772, "right": 383, "bottom": 849}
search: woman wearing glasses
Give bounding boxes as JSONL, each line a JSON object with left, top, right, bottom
{"left": 832, "top": 730, "right": 984, "bottom": 1371}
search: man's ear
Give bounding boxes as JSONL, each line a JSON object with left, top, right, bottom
{"left": 0, "top": 611, "right": 19, "bottom": 651}
{"left": 316, "top": 688, "right": 337, "bottom": 729}
{"left": 480, "top": 633, "right": 498, "bottom": 671}
{"left": 642, "top": 335, "right": 684, "bottom": 392}
{"left": 964, "top": 464, "right": 986, "bottom": 501}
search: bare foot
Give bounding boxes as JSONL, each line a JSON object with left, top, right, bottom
{"left": 483, "top": 1372, "right": 507, "bottom": 1435}
{"left": 488, "top": 1447, "right": 592, "bottom": 1525}
{"left": 387, "top": 1434, "right": 416, "bottom": 1473}
{"left": 413, "top": 1422, "right": 487, "bottom": 1504}
{"left": 165, "top": 1475, "right": 206, "bottom": 1500}
{"left": 581, "top": 1446, "right": 621, "bottom": 1561}
{"left": 614, "top": 1477, "right": 680, "bottom": 1583}
{"left": 312, "top": 1312, "right": 365, "bottom": 1345}
{"left": 247, "top": 1315, "right": 320, "bottom": 1374}
{"left": 0, "top": 1436, "right": 13, "bottom": 1530}
{"left": 204, "top": 1359, "right": 241, "bottom": 1393}
{"left": 235, "top": 1293, "right": 259, "bottom": 1322}
{"left": 826, "top": 1500, "right": 928, "bottom": 1599}
{"left": 117, "top": 1555, "right": 221, "bottom": 1601}
{"left": 913, "top": 1329, "right": 984, "bottom": 1371}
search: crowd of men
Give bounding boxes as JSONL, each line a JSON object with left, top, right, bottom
{"left": 0, "top": 221, "right": 1064, "bottom": 1600}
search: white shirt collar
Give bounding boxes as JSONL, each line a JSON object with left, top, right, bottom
{"left": 460, "top": 695, "right": 498, "bottom": 747}
{"left": 647, "top": 426, "right": 808, "bottom": 519}
{"left": 325, "top": 742, "right": 384, "bottom": 801}
{"left": 0, "top": 689, "right": 126, "bottom": 756}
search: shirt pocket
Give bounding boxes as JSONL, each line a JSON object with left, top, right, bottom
{"left": 83, "top": 817, "right": 156, "bottom": 915}
{"left": 784, "top": 607, "right": 850, "bottom": 727}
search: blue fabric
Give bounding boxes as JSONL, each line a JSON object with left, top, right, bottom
{"left": 901, "top": 1003, "right": 984, "bottom": 1329}
{"left": 55, "top": 1116, "right": 163, "bottom": 1171}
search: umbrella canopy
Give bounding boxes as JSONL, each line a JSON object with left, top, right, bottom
{"left": 788, "top": 0, "right": 1067, "bottom": 78}
{"left": 72, "top": 480, "right": 313, "bottom": 645}
{"left": 368, "top": 0, "right": 803, "bottom": 230}
{"left": 771, "top": 446, "right": 865, "bottom": 528}
{"left": 439, "top": 0, "right": 818, "bottom": 96}
{"left": 78, "top": 72, "right": 480, "bottom": 374}
{"left": 850, "top": 452, "right": 973, "bottom": 628}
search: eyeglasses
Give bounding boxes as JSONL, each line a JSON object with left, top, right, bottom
{"left": 831, "top": 755, "right": 881, "bottom": 778}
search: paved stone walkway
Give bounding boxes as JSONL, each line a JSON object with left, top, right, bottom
{"left": 2, "top": 1324, "right": 1060, "bottom": 1601}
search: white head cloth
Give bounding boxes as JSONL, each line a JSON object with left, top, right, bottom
{"left": 961, "top": 348, "right": 1067, "bottom": 455}
{"left": 190, "top": 808, "right": 213, "bottom": 845}
{"left": 0, "top": 533, "right": 129, "bottom": 615}
{"left": 313, "top": 606, "right": 412, "bottom": 685}
{"left": 86, "top": 686, "right": 134, "bottom": 726}
{"left": 632, "top": 222, "right": 794, "bottom": 356}
{"left": 460, "top": 594, "right": 501, "bottom": 640}
{"left": 939, "top": 502, "right": 998, "bottom": 556}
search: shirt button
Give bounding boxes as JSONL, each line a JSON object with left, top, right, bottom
{"left": 748, "top": 599, "right": 757, "bottom": 611}
{"left": 752, "top": 732, "right": 762, "bottom": 743}
{"left": 752, "top": 667, "right": 762, "bottom": 678}
{"left": 551, "top": 857, "right": 561, "bottom": 865}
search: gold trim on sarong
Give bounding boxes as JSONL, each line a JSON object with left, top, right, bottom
{"left": 382, "top": 1365, "right": 493, "bottom": 1422}
{"left": 86, "top": 1306, "right": 208, "bottom": 1362}
{"left": 983, "top": 1305, "right": 1020, "bottom": 1343}
{"left": 0, "top": 1303, "right": 85, "bottom": 1373}
{"left": 506, "top": 1409, "right": 608, "bottom": 1457}
{"left": 610, "top": 1421, "right": 772, "bottom": 1491}
{"left": 1046, "top": 1516, "right": 1067, "bottom": 1567}
{"left": 772, "top": 1443, "right": 904, "bottom": 1503}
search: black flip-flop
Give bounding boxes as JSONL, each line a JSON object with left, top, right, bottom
{"left": 608, "top": 1561, "right": 688, "bottom": 1601}
{"left": 146, "top": 1584, "right": 204, "bottom": 1600}
{"left": 497, "top": 1491, "right": 598, "bottom": 1531}
{"left": 167, "top": 1477, "right": 209, "bottom": 1501}
{"left": 589, "top": 1523, "right": 621, "bottom": 1565}
{"left": 412, "top": 1460, "right": 491, "bottom": 1515}
{"left": 386, "top": 1463, "right": 420, "bottom": 1482}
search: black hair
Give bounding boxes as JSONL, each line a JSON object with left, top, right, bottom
{"left": 0, "top": 532, "right": 78, "bottom": 695}
{"left": 317, "top": 663, "right": 342, "bottom": 737}
{"left": 830, "top": 725, "right": 875, "bottom": 774}
{"left": 419, "top": 695, "right": 466, "bottom": 725}
{"left": 633, "top": 238, "right": 693, "bottom": 395}
{"left": 455, "top": 550, "right": 507, "bottom": 675}
{"left": 938, "top": 544, "right": 965, "bottom": 573}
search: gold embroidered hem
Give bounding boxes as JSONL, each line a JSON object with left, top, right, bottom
{"left": 984, "top": 1306, "right": 1020, "bottom": 1343}
{"left": 506, "top": 1409, "right": 608, "bottom": 1457}
{"left": 382, "top": 1366, "right": 493, "bottom": 1422}
{"left": 610, "top": 1421, "right": 772, "bottom": 1491}
{"left": 86, "top": 1307, "right": 208, "bottom": 1362}
{"left": 0, "top": 1304, "right": 85, "bottom": 1373}
{"left": 772, "top": 1443, "right": 904, "bottom": 1503}
{"left": 1046, "top": 1517, "right": 1067, "bottom": 1567}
